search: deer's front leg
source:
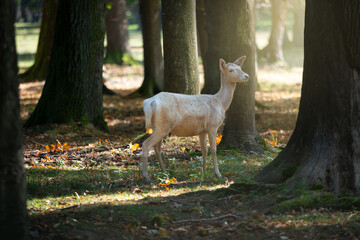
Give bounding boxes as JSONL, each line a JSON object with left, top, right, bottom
{"left": 199, "top": 133, "right": 207, "bottom": 175}
{"left": 208, "top": 130, "right": 222, "bottom": 178}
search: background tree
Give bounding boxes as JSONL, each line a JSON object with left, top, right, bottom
{"left": 292, "top": 0, "right": 305, "bottom": 47}
{"left": 162, "top": 0, "right": 199, "bottom": 94}
{"left": 105, "top": 0, "right": 135, "bottom": 65}
{"left": 196, "top": 0, "right": 210, "bottom": 94}
{"left": 26, "top": 0, "right": 108, "bottom": 130}
{"left": 0, "top": 0, "right": 27, "bottom": 238}
{"left": 133, "top": 0, "right": 163, "bottom": 97}
{"left": 259, "top": 0, "right": 288, "bottom": 62}
{"left": 19, "top": 0, "right": 59, "bottom": 81}
{"left": 204, "top": 0, "right": 262, "bottom": 152}
{"left": 256, "top": 0, "right": 360, "bottom": 193}
{"left": 201, "top": 1, "right": 221, "bottom": 94}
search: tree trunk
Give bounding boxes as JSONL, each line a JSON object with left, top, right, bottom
{"left": 134, "top": 0, "right": 163, "bottom": 97}
{"left": 105, "top": 0, "right": 134, "bottom": 65}
{"left": 259, "top": 0, "right": 287, "bottom": 62}
{"left": 25, "top": 0, "right": 108, "bottom": 131}
{"left": 256, "top": 0, "right": 360, "bottom": 193}
{"left": 0, "top": 0, "right": 27, "bottom": 239}
{"left": 204, "top": 0, "right": 262, "bottom": 153}
{"left": 162, "top": 0, "right": 199, "bottom": 95}
{"left": 196, "top": 0, "right": 210, "bottom": 94}
{"left": 202, "top": 1, "right": 222, "bottom": 94}
{"left": 292, "top": 0, "right": 305, "bottom": 47}
{"left": 19, "top": 0, "right": 58, "bottom": 81}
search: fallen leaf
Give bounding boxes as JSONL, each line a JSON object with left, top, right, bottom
{"left": 133, "top": 188, "right": 143, "bottom": 193}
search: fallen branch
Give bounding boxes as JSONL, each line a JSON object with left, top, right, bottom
{"left": 165, "top": 213, "right": 247, "bottom": 225}
{"left": 57, "top": 205, "right": 79, "bottom": 211}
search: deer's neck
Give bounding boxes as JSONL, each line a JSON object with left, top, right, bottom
{"left": 215, "top": 73, "right": 236, "bottom": 111}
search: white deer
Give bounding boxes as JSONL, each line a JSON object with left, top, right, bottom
{"left": 141, "top": 56, "right": 249, "bottom": 182}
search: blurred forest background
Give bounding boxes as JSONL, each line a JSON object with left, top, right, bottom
{"left": 3, "top": 0, "right": 359, "bottom": 239}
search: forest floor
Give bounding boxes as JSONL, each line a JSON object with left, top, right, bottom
{"left": 21, "top": 63, "right": 360, "bottom": 240}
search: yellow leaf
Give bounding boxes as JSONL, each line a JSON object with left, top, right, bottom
{"left": 45, "top": 145, "right": 50, "bottom": 152}
{"left": 159, "top": 228, "right": 167, "bottom": 238}
{"left": 146, "top": 128, "right": 153, "bottom": 134}
{"left": 216, "top": 133, "right": 222, "bottom": 146}
{"left": 130, "top": 143, "right": 140, "bottom": 152}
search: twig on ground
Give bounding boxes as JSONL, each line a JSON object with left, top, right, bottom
{"left": 166, "top": 213, "right": 247, "bottom": 225}
{"left": 57, "top": 205, "right": 79, "bottom": 211}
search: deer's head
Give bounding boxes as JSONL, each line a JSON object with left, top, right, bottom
{"left": 219, "top": 56, "right": 250, "bottom": 83}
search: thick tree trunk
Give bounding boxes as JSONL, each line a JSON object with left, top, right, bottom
{"left": 0, "top": 0, "right": 27, "bottom": 239}
{"left": 105, "top": 0, "right": 134, "bottom": 65}
{"left": 19, "top": 0, "right": 58, "bottom": 81}
{"left": 292, "top": 0, "right": 305, "bottom": 47}
{"left": 162, "top": 0, "right": 199, "bottom": 95}
{"left": 259, "top": 0, "right": 287, "bottom": 62}
{"left": 25, "top": 0, "right": 108, "bottom": 131}
{"left": 256, "top": 0, "right": 360, "bottom": 193}
{"left": 205, "top": 0, "right": 262, "bottom": 153}
{"left": 134, "top": 0, "right": 163, "bottom": 97}
{"left": 196, "top": 0, "right": 210, "bottom": 93}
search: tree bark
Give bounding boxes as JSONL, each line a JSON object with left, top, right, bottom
{"left": 292, "top": 0, "right": 305, "bottom": 47}
{"left": 25, "top": 0, "right": 108, "bottom": 131}
{"left": 134, "top": 0, "right": 163, "bottom": 97}
{"left": 204, "top": 0, "right": 262, "bottom": 152}
{"left": 0, "top": 0, "right": 27, "bottom": 238}
{"left": 162, "top": 0, "right": 199, "bottom": 95}
{"left": 256, "top": 0, "right": 360, "bottom": 193}
{"left": 196, "top": 0, "right": 210, "bottom": 94}
{"left": 259, "top": 0, "right": 287, "bottom": 62}
{"left": 19, "top": 0, "right": 59, "bottom": 81}
{"left": 105, "top": 0, "right": 134, "bottom": 65}
{"left": 202, "top": 1, "right": 222, "bottom": 94}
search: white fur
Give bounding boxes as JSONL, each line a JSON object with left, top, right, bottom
{"left": 141, "top": 56, "right": 249, "bottom": 182}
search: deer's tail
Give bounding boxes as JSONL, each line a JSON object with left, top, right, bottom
{"left": 143, "top": 98, "right": 154, "bottom": 130}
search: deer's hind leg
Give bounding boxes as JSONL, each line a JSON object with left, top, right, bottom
{"left": 154, "top": 140, "right": 166, "bottom": 172}
{"left": 141, "top": 130, "right": 169, "bottom": 182}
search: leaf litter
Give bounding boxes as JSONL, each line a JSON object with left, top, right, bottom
{"left": 23, "top": 64, "right": 360, "bottom": 239}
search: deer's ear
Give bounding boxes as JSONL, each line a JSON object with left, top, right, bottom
{"left": 219, "top": 59, "right": 226, "bottom": 72}
{"left": 234, "top": 56, "right": 246, "bottom": 67}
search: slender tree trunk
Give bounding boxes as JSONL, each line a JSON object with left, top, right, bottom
{"left": 26, "top": 0, "right": 108, "bottom": 131}
{"left": 0, "top": 0, "right": 27, "bottom": 239}
{"left": 134, "top": 0, "right": 163, "bottom": 97}
{"left": 292, "top": 0, "right": 305, "bottom": 47}
{"left": 202, "top": 1, "right": 222, "bottom": 94}
{"left": 105, "top": 0, "right": 134, "bottom": 65}
{"left": 162, "top": 0, "right": 199, "bottom": 95}
{"left": 221, "top": 0, "right": 262, "bottom": 152}
{"left": 259, "top": 0, "right": 287, "bottom": 62}
{"left": 196, "top": 0, "right": 210, "bottom": 93}
{"left": 205, "top": 0, "right": 262, "bottom": 152}
{"left": 256, "top": 0, "right": 360, "bottom": 193}
{"left": 19, "top": 0, "right": 58, "bottom": 81}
